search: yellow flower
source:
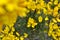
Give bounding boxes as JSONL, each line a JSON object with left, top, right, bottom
{"left": 27, "top": 17, "right": 37, "bottom": 28}
{"left": 24, "top": 33, "right": 28, "bottom": 38}
{"left": 15, "top": 37, "right": 19, "bottom": 40}
{"left": 54, "top": 6, "right": 58, "bottom": 12}
{"left": 58, "top": 3, "right": 60, "bottom": 7}
{"left": 43, "top": 8, "right": 47, "bottom": 15}
{"left": 53, "top": 12, "right": 58, "bottom": 17}
{"left": 56, "top": 14, "right": 60, "bottom": 22}
{"left": 45, "top": 16, "right": 49, "bottom": 21}
{"left": 54, "top": 0, "right": 58, "bottom": 5}
{"left": 1, "top": 12, "right": 17, "bottom": 27}
{"left": 36, "top": 10, "right": 40, "bottom": 14}
{"left": 27, "top": 18, "right": 34, "bottom": 27}
{"left": 53, "top": 24, "right": 58, "bottom": 29}
{"left": 48, "top": 2, "right": 53, "bottom": 5}
{"left": 27, "top": 1, "right": 36, "bottom": 11}
{"left": 47, "top": 4, "right": 53, "bottom": 15}
{"left": 56, "top": 18, "right": 60, "bottom": 22}
{"left": 16, "top": 32, "right": 20, "bottom": 36}
{"left": 6, "top": 3, "right": 17, "bottom": 12}
{"left": 52, "top": 18, "right": 57, "bottom": 23}
{"left": 53, "top": 6, "right": 58, "bottom": 17}
{"left": 0, "top": 0, "right": 8, "bottom": 5}
{"left": 20, "top": 36, "right": 24, "bottom": 40}
{"left": 28, "top": 17, "right": 34, "bottom": 24}
{"left": 48, "top": 22, "right": 54, "bottom": 36}
{"left": 17, "top": 7, "right": 29, "bottom": 17}
{"left": 58, "top": 29, "right": 60, "bottom": 32}
{"left": 27, "top": 23, "right": 31, "bottom": 28}
{"left": 36, "top": 4, "right": 41, "bottom": 9}
{"left": 32, "top": 23, "right": 37, "bottom": 28}
{"left": 57, "top": 29, "right": 60, "bottom": 36}
{"left": 40, "top": 0, "right": 46, "bottom": 8}
{"left": 51, "top": 33, "right": 57, "bottom": 39}
{"left": 38, "top": 16, "right": 43, "bottom": 22}
{"left": 0, "top": 34, "right": 4, "bottom": 38}
{"left": 3, "top": 26, "right": 10, "bottom": 34}
{"left": 11, "top": 26, "right": 15, "bottom": 32}
{"left": 0, "top": 7, "right": 6, "bottom": 15}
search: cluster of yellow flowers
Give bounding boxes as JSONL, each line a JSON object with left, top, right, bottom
{"left": 0, "top": 0, "right": 60, "bottom": 40}
{"left": 0, "top": 0, "right": 29, "bottom": 40}
{"left": 48, "top": 15, "right": 60, "bottom": 40}
{"left": 26, "top": 0, "right": 60, "bottom": 40}
{"left": 27, "top": 17, "right": 37, "bottom": 28}
{"left": 0, "top": 25, "right": 28, "bottom": 40}
{"left": 0, "top": 0, "right": 29, "bottom": 31}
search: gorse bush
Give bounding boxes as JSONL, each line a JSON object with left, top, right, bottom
{"left": 0, "top": 0, "right": 60, "bottom": 40}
